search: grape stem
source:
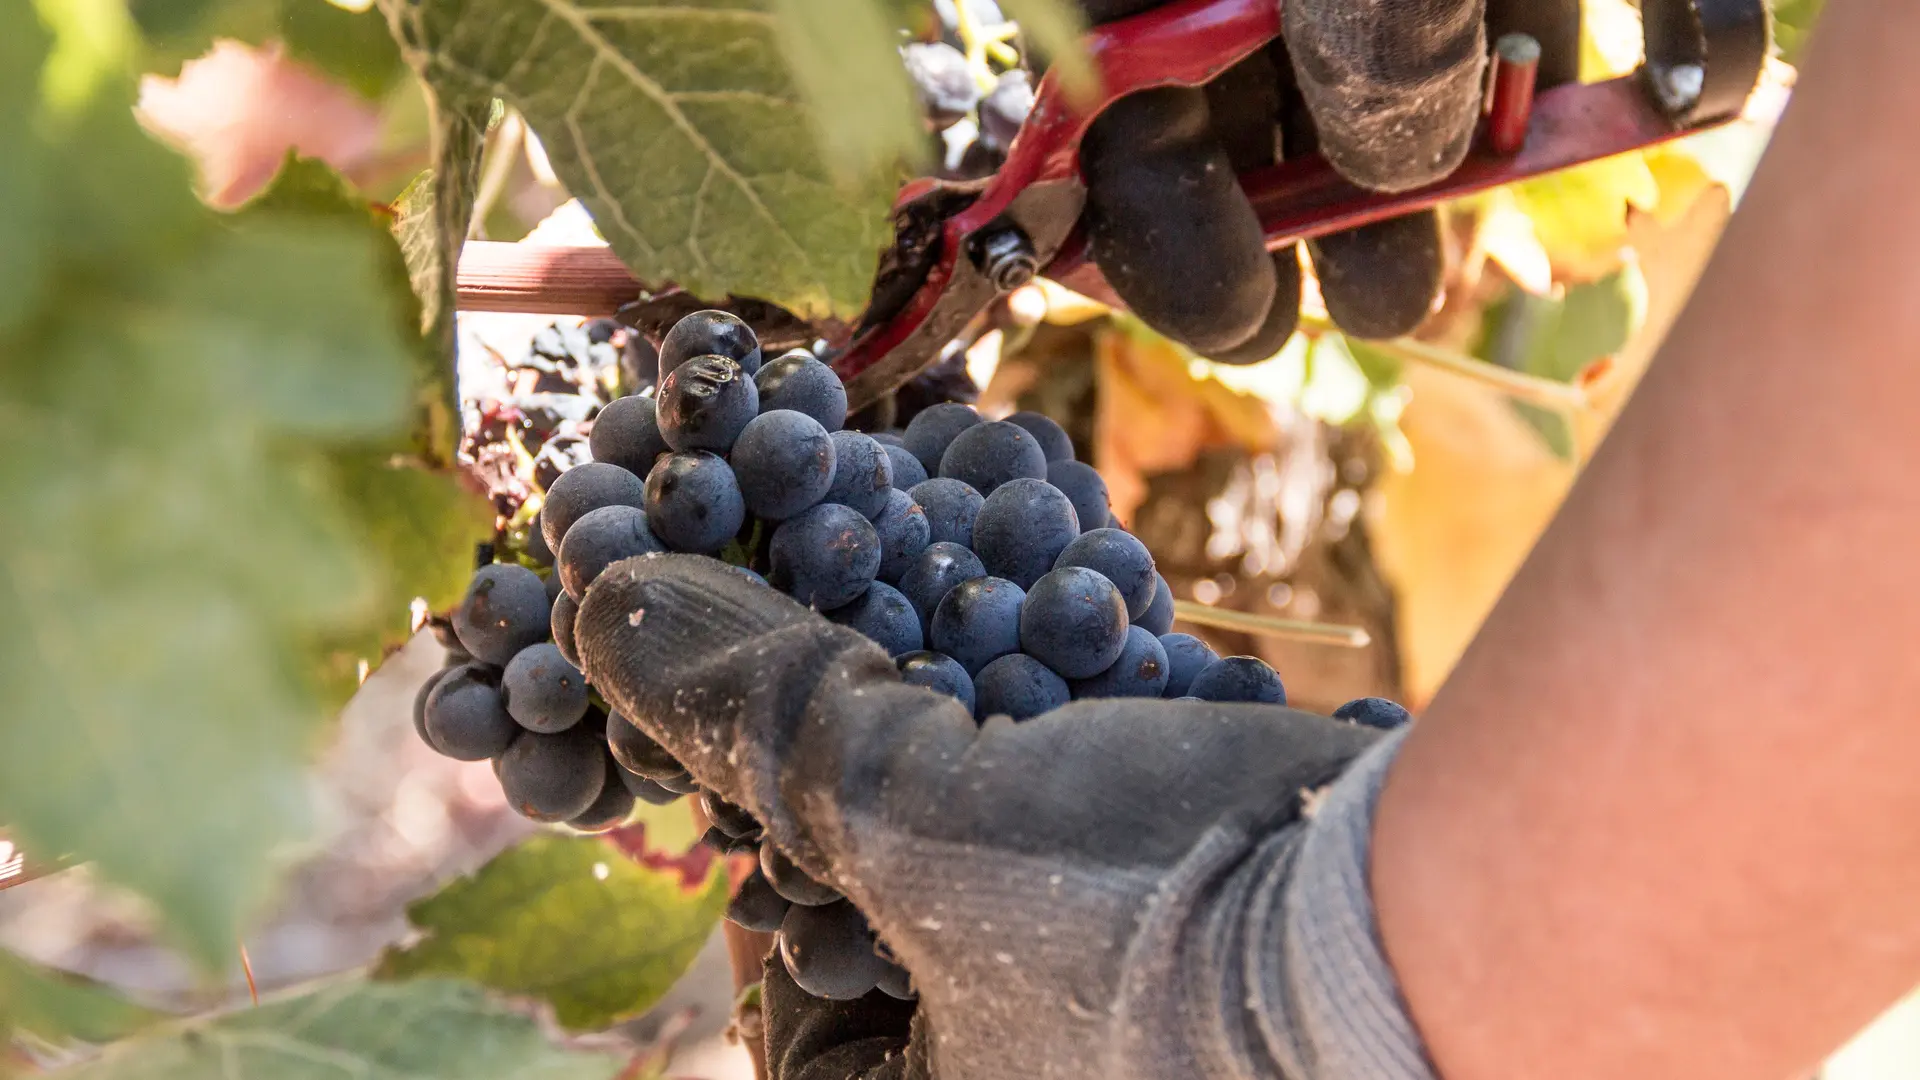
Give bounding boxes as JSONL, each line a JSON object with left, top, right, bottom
{"left": 1170, "top": 600, "right": 1372, "bottom": 648}
{"left": 690, "top": 796, "right": 772, "bottom": 1080}
{"left": 1298, "top": 313, "right": 1593, "bottom": 411}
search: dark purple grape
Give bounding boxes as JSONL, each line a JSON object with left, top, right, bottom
{"left": 496, "top": 726, "right": 606, "bottom": 822}
{"left": 541, "top": 462, "right": 649, "bottom": 554}
{"left": 502, "top": 642, "right": 589, "bottom": 733}
{"left": 1070, "top": 625, "right": 1170, "bottom": 699}
{"left": 423, "top": 664, "right": 518, "bottom": 760}
{"left": 644, "top": 451, "right": 746, "bottom": 554}
{"left": 779, "top": 900, "right": 887, "bottom": 1000}
{"left": 588, "top": 394, "right": 670, "bottom": 477}
{"left": 1187, "top": 656, "right": 1286, "bottom": 704}
{"left": 557, "top": 504, "right": 664, "bottom": 600}
{"left": 658, "top": 356, "right": 758, "bottom": 453}
{"left": 451, "top": 563, "right": 552, "bottom": 666}
{"left": 659, "top": 309, "right": 763, "bottom": 380}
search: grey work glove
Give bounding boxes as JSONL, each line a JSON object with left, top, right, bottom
{"left": 1072, "top": 0, "right": 1497, "bottom": 360}
{"left": 578, "top": 555, "right": 1427, "bottom": 1080}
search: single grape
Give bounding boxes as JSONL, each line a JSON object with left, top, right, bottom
{"left": 606, "top": 710, "right": 685, "bottom": 779}
{"left": 644, "top": 451, "right": 746, "bottom": 553}
{"left": 568, "top": 757, "right": 638, "bottom": 832}
{"left": 871, "top": 488, "right": 931, "bottom": 583}
{"left": 497, "top": 726, "right": 606, "bottom": 822}
{"left": 1019, "top": 567, "right": 1129, "bottom": 679}
{"left": 972, "top": 652, "right": 1070, "bottom": 720}
{"left": 823, "top": 431, "right": 894, "bottom": 520}
{"left": 876, "top": 961, "right": 916, "bottom": 1001}
{"left": 423, "top": 664, "right": 518, "bottom": 761}
{"left": 588, "top": 394, "right": 670, "bottom": 477}
{"left": 760, "top": 839, "right": 841, "bottom": 906}
{"left": 725, "top": 564, "right": 770, "bottom": 588}
{"left": 659, "top": 309, "right": 763, "bottom": 380}
{"left": 700, "top": 789, "right": 762, "bottom": 840}
{"left": 881, "top": 443, "right": 929, "bottom": 491}
{"left": 769, "top": 503, "right": 881, "bottom": 609}
{"left": 898, "top": 541, "right": 987, "bottom": 635}
{"left": 541, "top": 462, "right": 649, "bottom": 554}
{"left": 549, "top": 592, "right": 581, "bottom": 670}
{"left": 780, "top": 900, "right": 888, "bottom": 1000}
{"left": 902, "top": 402, "right": 982, "bottom": 474}
{"left": 1054, "top": 528, "right": 1156, "bottom": 619}
{"left": 755, "top": 351, "right": 848, "bottom": 431}
{"left": 973, "top": 478, "right": 1079, "bottom": 589}
{"left": 1158, "top": 632, "right": 1218, "bottom": 698}
{"left": 1071, "top": 625, "right": 1170, "bottom": 699}
{"left": 1187, "top": 656, "right": 1287, "bottom": 704}
{"left": 525, "top": 509, "right": 556, "bottom": 568}
{"left": 727, "top": 868, "right": 792, "bottom": 932}
{"left": 896, "top": 650, "right": 976, "bottom": 712}
{"left": 411, "top": 666, "right": 457, "bottom": 753}
{"left": 978, "top": 68, "right": 1034, "bottom": 152}
{"left": 619, "top": 766, "right": 685, "bottom": 806}
{"left": 1045, "top": 460, "right": 1110, "bottom": 538}
{"left": 1332, "top": 697, "right": 1413, "bottom": 730}
{"left": 656, "top": 770, "right": 701, "bottom": 795}
{"left": 557, "top": 504, "right": 664, "bottom": 600}
{"left": 938, "top": 420, "right": 1048, "bottom": 495}
{"left": 826, "top": 580, "right": 923, "bottom": 657}
{"left": 658, "top": 356, "right": 759, "bottom": 453}
{"left": 930, "top": 576, "right": 1026, "bottom": 675}
{"left": 451, "top": 563, "right": 552, "bottom": 666}
{"left": 731, "top": 409, "right": 836, "bottom": 520}
{"left": 1006, "top": 410, "right": 1074, "bottom": 462}
{"left": 1136, "top": 573, "right": 1176, "bottom": 636}
{"left": 910, "top": 477, "right": 984, "bottom": 549}
{"left": 902, "top": 41, "right": 977, "bottom": 129}
{"left": 702, "top": 826, "right": 761, "bottom": 854}
{"left": 502, "top": 642, "right": 590, "bottom": 733}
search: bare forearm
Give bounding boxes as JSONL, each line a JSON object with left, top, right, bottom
{"left": 1372, "top": 4, "right": 1920, "bottom": 1078}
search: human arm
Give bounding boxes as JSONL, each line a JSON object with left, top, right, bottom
{"left": 1372, "top": 4, "right": 1920, "bottom": 1077}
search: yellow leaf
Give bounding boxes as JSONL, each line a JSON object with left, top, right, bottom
{"left": 1510, "top": 152, "right": 1660, "bottom": 279}
{"left": 1092, "top": 322, "right": 1276, "bottom": 522}
{"left": 1475, "top": 189, "right": 1554, "bottom": 294}
{"left": 1579, "top": 0, "right": 1643, "bottom": 81}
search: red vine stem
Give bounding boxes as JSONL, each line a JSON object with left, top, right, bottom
{"left": 688, "top": 798, "right": 772, "bottom": 1080}
{"left": 456, "top": 242, "right": 640, "bottom": 315}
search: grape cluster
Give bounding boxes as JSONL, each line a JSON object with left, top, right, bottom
{"left": 416, "top": 309, "right": 1402, "bottom": 1006}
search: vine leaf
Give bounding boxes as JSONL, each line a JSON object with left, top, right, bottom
{"left": 381, "top": 0, "right": 898, "bottom": 317}
{"left": 0, "top": 950, "right": 162, "bottom": 1049}
{"left": 376, "top": 833, "right": 728, "bottom": 1032}
{"left": 43, "top": 978, "right": 622, "bottom": 1080}
{"left": 0, "top": 5, "right": 479, "bottom": 969}
{"left": 130, "top": 0, "right": 409, "bottom": 100}
{"left": 767, "top": 0, "right": 926, "bottom": 180}
{"left": 391, "top": 92, "right": 494, "bottom": 426}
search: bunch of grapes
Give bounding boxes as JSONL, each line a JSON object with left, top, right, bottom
{"left": 414, "top": 308, "right": 1380, "bottom": 1004}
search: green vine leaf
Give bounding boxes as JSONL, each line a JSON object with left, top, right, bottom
{"left": 131, "top": 0, "right": 409, "bottom": 99}
{"left": 376, "top": 833, "right": 728, "bottom": 1032}
{"left": 44, "top": 978, "right": 623, "bottom": 1080}
{"left": 381, "top": 0, "right": 899, "bottom": 317}
{"left": 0, "top": 5, "right": 481, "bottom": 968}
{"left": 0, "top": 950, "right": 162, "bottom": 1050}
{"left": 391, "top": 93, "right": 494, "bottom": 426}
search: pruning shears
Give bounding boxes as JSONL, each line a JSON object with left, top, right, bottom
{"left": 452, "top": 0, "right": 1772, "bottom": 409}
{"left": 826, "top": 0, "right": 1770, "bottom": 408}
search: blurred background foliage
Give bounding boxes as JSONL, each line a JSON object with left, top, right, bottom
{"left": 11, "top": 0, "right": 1908, "bottom": 1078}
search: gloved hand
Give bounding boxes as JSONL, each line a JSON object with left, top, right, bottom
{"left": 578, "top": 555, "right": 1423, "bottom": 1080}
{"left": 1071, "top": 0, "right": 1576, "bottom": 360}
